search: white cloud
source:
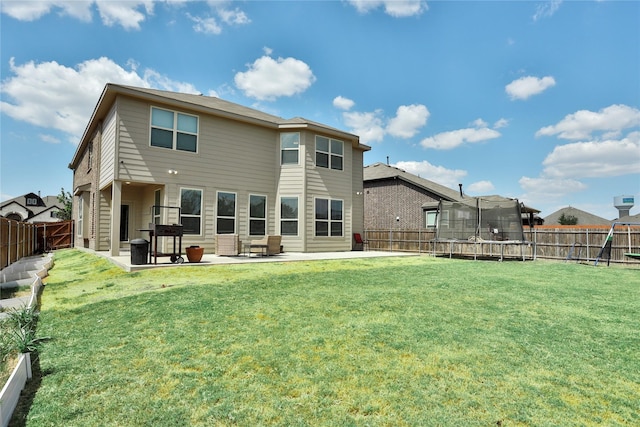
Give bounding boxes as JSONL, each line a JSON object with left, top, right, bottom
{"left": 188, "top": 14, "right": 222, "bottom": 34}
{"left": 1, "top": 0, "right": 249, "bottom": 32}
{"left": 505, "top": 75, "right": 556, "bottom": 100}
{"left": 536, "top": 104, "right": 640, "bottom": 140}
{"left": 217, "top": 6, "right": 250, "bottom": 25}
{"left": 188, "top": 2, "right": 251, "bottom": 34}
{"left": 0, "top": 0, "right": 152, "bottom": 29}
{"left": 541, "top": 133, "right": 640, "bottom": 179}
{"left": 519, "top": 176, "right": 587, "bottom": 202}
{"left": 39, "top": 134, "right": 61, "bottom": 144}
{"left": 394, "top": 160, "right": 467, "bottom": 189}
{"left": 517, "top": 130, "right": 640, "bottom": 212}
{"left": 0, "top": 57, "right": 199, "bottom": 141}
{"left": 466, "top": 180, "right": 495, "bottom": 194}
{"left": 333, "top": 96, "right": 355, "bottom": 111}
{"left": 0, "top": 0, "right": 92, "bottom": 21}
{"left": 338, "top": 103, "right": 429, "bottom": 144}
{"left": 533, "top": 0, "right": 562, "bottom": 21}
{"left": 386, "top": 104, "right": 430, "bottom": 138}
{"left": 96, "top": 0, "right": 154, "bottom": 30}
{"left": 347, "top": 0, "right": 428, "bottom": 17}
{"left": 234, "top": 54, "right": 316, "bottom": 101}
{"left": 420, "top": 121, "right": 501, "bottom": 150}
{"left": 493, "top": 118, "right": 509, "bottom": 129}
{"left": 343, "top": 110, "right": 386, "bottom": 144}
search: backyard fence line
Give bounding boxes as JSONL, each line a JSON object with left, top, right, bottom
{"left": 364, "top": 226, "right": 640, "bottom": 264}
{"left": 1, "top": 218, "right": 74, "bottom": 271}
{"left": 1, "top": 219, "right": 37, "bottom": 270}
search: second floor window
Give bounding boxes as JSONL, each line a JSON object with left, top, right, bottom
{"left": 280, "top": 132, "right": 300, "bottom": 165}
{"left": 151, "top": 107, "right": 198, "bottom": 153}
{"left": 316, "top": 136, "right": 343, "bottom": 170}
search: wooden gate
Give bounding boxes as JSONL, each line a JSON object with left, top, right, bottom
{"left": 36, "top": 220, "right": 74, "bottom": 252}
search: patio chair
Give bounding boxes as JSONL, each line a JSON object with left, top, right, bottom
{"left": 248, "top": 235, "right": 282, "bottom": 256}
{"left": 216, "top": 234, "right": 240, "bottom": 256}
{"left": 353, "top": 233, "right": 369, "bottom": 251}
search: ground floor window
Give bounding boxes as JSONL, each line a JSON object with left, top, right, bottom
{"left": 77, "top": 194, "right": 83, "bottom": 236}
{"left": 217, "top": 191, "right": 236, "bottom": 234}
{"left": 425, "top": 210, "right": 437, "bottom": 228}
{"left": 280, "top": 197, "right": 298, "bottom": 236}
{"left": 315, "top": 198, "right": 343, "bottom": 237}
{"left": 180, "top": 188, "right": 202, "bottom": 234}
{"left": 249, "top": 194, "right": 266, "bottom": 236}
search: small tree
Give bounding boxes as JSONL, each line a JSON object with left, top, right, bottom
{"left": 56, "top": 187, "right": 73, "bottom": 220}
{"left": 558, "top": 213, "right": 578, "bottom": 225}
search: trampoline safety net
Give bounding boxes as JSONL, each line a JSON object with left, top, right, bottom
{"left": 436, "top": 197, "right": 525, "bottom": 242}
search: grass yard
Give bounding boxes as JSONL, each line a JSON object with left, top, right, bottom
{"left": 14, "top": 249, "right": 640, "bottom": 426}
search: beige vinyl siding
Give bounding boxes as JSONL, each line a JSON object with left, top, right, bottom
{"left": 276, "top": 132, "right": 306, "bottom": 252}
{"left": 304, "top": 131, "right": 353, "bottom": 252}
{"left": 99, "top": 104, "right": 117, "bottom": 189}
{"left": 112, "top": 96, "right": 282, "bottom": 250}
{"left": 97, "top": 189, "right": 111, "bottom": 251}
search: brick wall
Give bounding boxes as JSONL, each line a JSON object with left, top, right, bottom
{"left": 364, "top": 178, "right": 441, "bottom": 230}
{"left": 72, "top": 130, "right": 101, "bottom": 248}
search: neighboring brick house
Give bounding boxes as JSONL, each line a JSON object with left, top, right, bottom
{"left": 363, "top": 162, "right": 462, "bottom": 230}
{"left": 0, "top": 192, "right": 63, "bottom": 223}
{"left": 363, "top": 162, "right": 540, "bottom": 231}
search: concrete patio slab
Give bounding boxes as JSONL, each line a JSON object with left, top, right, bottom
{"left": 94, "top": 249, "right": 418, "bottom": 272}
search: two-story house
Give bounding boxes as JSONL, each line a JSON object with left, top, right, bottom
{"left": 69, "top": 84, "right": 370, "bottom": 256}
{"left": 1, "top": 192, "right": 63, "bottom": 223}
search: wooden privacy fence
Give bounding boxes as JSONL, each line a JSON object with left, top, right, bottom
{"left": 364, "top": 225, "right": 640, "bottom": 264}
{"left": 1, "top": 218, "right": 37, "bottom": 270}
{"left": 526, "top": 225, "right": 640, "bottom": 263}
{"left": 36, "top": 220, "right": 74, "bottom": 253}
{"left": 1, "top": 218, "right": 74, "bottom": 270}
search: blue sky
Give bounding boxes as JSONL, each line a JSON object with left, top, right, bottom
{"left": 1, "top": 0, "right": 639, "bottom": 220}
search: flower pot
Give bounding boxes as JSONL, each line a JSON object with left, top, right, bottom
{"left": 185, "top": 246, "right": 204, "bottom": 263}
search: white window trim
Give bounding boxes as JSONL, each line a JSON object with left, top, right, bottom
{"left": 150, "top": 106, "right": 199, "bottom": 153}
{"left": 280, "top": 132, "right": 300, "bottom": 166}
{"left": 315, "top": 135, "right": 344, "bottom": 171}
{"left": 180, "top": 187, "right": 203, "bottom": 236}
{"left": 314, "top": 197, "right": 344, "bottom": 237}
{"left": 280, "top": 196, "right": 299, "bottom": 236}
{"left": 248, "top": 193, "right": 267, "bottom": 236}
{"left": 77, "top": 194, "right": 83, "bottom": 237}
{"left": 216, "top": 190, "right": 237, "bottom": 234}
{"left": 425, "top": 210, "right": 438, "bottom": 228}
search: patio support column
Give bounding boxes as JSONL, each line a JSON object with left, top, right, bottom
{"left": 110, "top": 181, "right": 122, "bottom": 256}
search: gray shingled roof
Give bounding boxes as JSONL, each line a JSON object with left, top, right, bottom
{"left": 71, "top": 84, "right": 367, "bottom": 169}
{"left": 118, "top": 85, "right": 285, "bottom": 124}
{"left": 363, "top": 162, "right": 462, "bottom": 201}
{"left": 363, "top": 162, "right": 540, "bottom": 214}
{"left": 543, "top": 206, "right": 611, "bottom": 226}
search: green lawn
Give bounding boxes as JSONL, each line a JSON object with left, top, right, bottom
{"left": 15, "top": 249, "right": 640, "bottom": 426}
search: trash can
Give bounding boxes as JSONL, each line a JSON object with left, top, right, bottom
{"left": 130, "top": 239, "right": 149, "bottom": 265}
